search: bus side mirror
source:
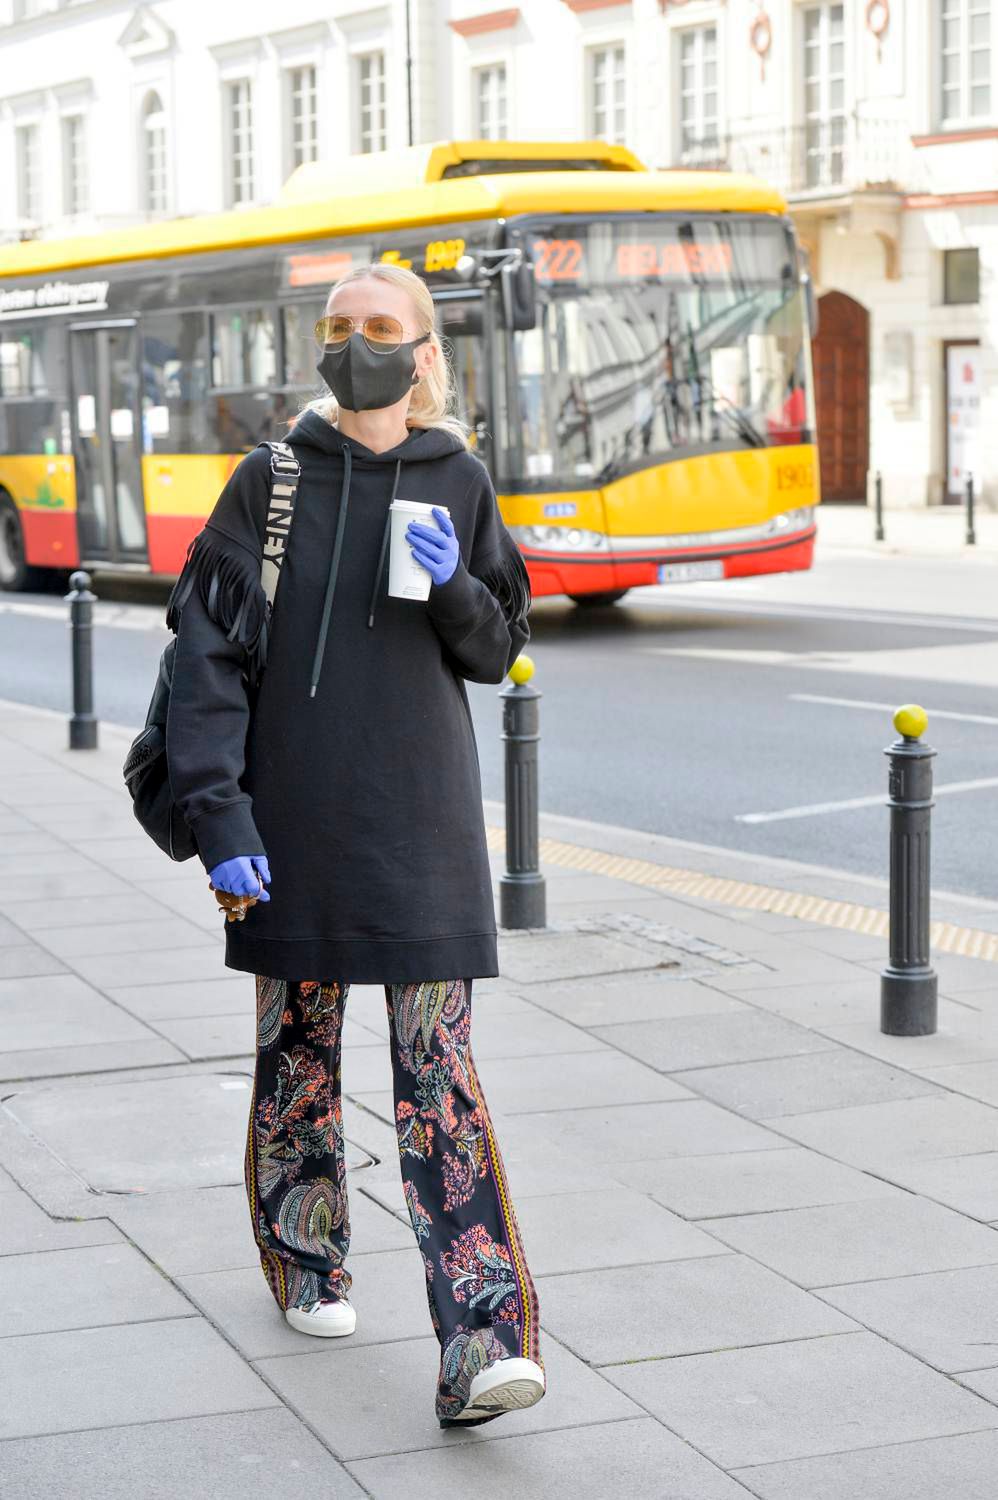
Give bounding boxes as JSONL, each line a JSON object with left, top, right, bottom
{"left": 801, "top": 270, "right": 818, "bottom": 339}
{"left": 500, "top": 260, "right": 537, "bottom": 331}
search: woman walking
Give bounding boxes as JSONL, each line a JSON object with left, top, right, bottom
{"left": 164, "top": 262, "right": 545, "bottom": 1427}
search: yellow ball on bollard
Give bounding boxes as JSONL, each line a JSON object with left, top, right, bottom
{"left": 894, "top": 704, "right": 928, "bottom": 740}
{"left": 508, "top": 653, "right": 535, "bottom": 685}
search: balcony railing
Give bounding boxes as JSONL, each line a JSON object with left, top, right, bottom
{"left": 674, "top": 114, "right": 904, "bottom": 198}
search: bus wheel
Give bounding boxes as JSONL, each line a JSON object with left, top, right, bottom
{"left": 567, "top": 589, "right": 630, "bottom": 608}
{"left": 0, "top": 492, "right": 43, "bottom": 593}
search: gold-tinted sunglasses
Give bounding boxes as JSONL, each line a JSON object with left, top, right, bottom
{"left": 314, "top": 313, "right": 430, "bottom": 355}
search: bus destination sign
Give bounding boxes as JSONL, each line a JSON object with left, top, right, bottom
{"left": 283, "top": 233, "right": 472, "bottom": 293}
{"left": 531, "top": 235, "right": 734, "bottom": 283}
{"left": 525, "top": 219, "right": 786, "bottom": 288}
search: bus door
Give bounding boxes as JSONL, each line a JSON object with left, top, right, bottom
{"left": 432, "top": 290, "right": 493, "bottom": 468}
{"left": 69, "top": 321, "right": 148, "bottom": 566}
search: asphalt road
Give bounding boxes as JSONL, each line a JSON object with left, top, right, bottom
{"left": 4, "top": 543, "right": 998, "bottom": 900}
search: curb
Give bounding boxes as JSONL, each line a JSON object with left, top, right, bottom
{"left": 484, "top": 799, "right": 998, "bottom": 932}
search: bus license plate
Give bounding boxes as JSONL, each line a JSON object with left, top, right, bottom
{"left": 657, "top": 561, "right": 725, "bottom": 584}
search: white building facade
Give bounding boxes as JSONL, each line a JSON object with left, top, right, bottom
{"left": 0, "top": 0, "right": 994, "bottom": 507}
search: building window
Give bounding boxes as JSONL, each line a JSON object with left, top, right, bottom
{"left": 944, "top": 246, "right": 980, "bottom": 303}
{"left": 62, "top": 114, "right": 88, "bottom": 216}
{"left": 942, "top": 0, "right": 991, "bottom": 123}
{"left": 588, "top": 45, "right": 626, "bottom": 144}
{"left": 287, "top": 64, "right": 318, "bottom": 171}
{"left": 356, "top": 52, "right": 386, "bottom": 153}
{"left": 803, "top": 3, "right": 845, "bottom": 188}
{"left": 15, "top": 123, "right": 41, "bottom": 225}
{"left": 678, "top": 28, "right": 718, "bottom": 162}
{"left": 143, "top": 92, "right": 168, "bottom": 213}
{"left": 474, "top": 63, "right": 507, "bottom": 140}
{"left": 226, "top": 78, "right": 254, "bottom": 205}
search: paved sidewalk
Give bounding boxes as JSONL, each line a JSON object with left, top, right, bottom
{"left": 818, "top": 500, "right": 998, "bottom": 558}
{"left": 4, "top": 703, "right": 998, "bottom": 1498}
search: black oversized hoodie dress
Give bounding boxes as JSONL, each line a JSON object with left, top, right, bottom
{"left": 164, "top": 409, "right": 531, "bottom": 984}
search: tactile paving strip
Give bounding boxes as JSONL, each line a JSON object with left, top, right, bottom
{"left": 486, "top": 827, "right": 998, "bottom": 964}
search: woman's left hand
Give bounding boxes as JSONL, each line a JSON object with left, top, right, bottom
{"left": 406, "top": 508, "right": 461, "bottom": 586}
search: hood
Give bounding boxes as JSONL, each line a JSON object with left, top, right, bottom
{"left": 286, "top": 411, "right": 465, "bottom": 699}
{"left": 290, "top": 408, "right": 465, "bottom": 464}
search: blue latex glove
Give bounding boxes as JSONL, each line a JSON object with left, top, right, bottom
{"left": 209, "top": 855, "right": 271, "bottom": 901}
{"left": 406, "top": 507, "right": 460, "bottom": 586}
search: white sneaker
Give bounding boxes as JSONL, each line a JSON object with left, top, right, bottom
{"left": 450, "top": 1357, "right": 546, "bottom": 1421}
{"left": 284, "top": 1297, "right": 357, "bottom": 1338}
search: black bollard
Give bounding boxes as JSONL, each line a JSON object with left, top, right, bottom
{"left": 966, "top": 472, "right": 976, "bottom": 547}
{"left": 498, "top": 655, "right": 546, "bottom": 929}
{"left": 874, "top": 470, "right": 885, "bottom": 542}
{"left": 65, "top": 569, "right": 98, "bottom": 750}
{"left": 880, "top": 705, "right": 937, "bottom": 1036}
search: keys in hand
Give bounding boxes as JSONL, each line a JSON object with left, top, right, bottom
{"left": 208, "top": 855, "right": 270, "bottom": 921}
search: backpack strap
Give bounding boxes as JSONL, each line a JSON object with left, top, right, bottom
{"left": 258, "top": 439, "right": 301, "bottom": 608}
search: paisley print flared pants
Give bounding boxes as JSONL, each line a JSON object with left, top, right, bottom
{"left": 245, "top": 975, "right": 544, "bottom": 1421}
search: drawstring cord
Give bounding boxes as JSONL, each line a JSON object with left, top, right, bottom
{"left": 367, "top": 459, "right": 402, "bottom": 630}
{"left": 308, "top": 443, "right": 352, "bottom": 699}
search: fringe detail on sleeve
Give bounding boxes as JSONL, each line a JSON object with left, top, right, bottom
{"left": 164, "top": 525, "right": 270, "bottom": 685}
{"left": 477, "top": 535, "right": 532, "bottom": 631}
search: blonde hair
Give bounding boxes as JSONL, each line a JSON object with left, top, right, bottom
{"left": 300, "top": 261, "right": 471, "bottom": 449}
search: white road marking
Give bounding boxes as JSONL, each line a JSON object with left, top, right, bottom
{"left": 0, "top": 600, "right": 68, "bottom": 620}
{"left": 643, "top": 640, "right": 998, "bottom": 691}
{"left": 6, "top": 590, "right": 998, "bottom": 635}
{"left": 737, "top": 776, "right": 998, "bottom": 825}
{"left": 643, "top": 646, "right": 845, "bottom": 666}
{"left": 0, "top": 601, "right": 65, "bottom": 621}
{"left": 633, "top": 596, "right": 998, "bottom": 634}
{"left": 0, "top": 695, "right": 140, "bottom": 737}
{"left": 791, "top": 693, "right": 998, "bottom": 727}
{"left": 0, "top": 599, "right": 167, "bottom": 631}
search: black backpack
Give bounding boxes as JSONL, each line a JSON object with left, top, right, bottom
{"left": 122, "top": 440, "right": 301, "bottom": 861}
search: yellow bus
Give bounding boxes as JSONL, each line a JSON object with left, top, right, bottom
{"left": 0, "top": 139, "right": 818, "bottom": 604}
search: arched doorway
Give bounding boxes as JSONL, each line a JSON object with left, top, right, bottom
{"left": 812, "top": 291, "right": 870, "bottom": 502}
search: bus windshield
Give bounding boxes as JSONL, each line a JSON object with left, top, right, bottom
{"left": 505, "top": 214, "right": 811, "bottom": 487}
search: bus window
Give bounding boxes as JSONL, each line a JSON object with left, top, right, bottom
{"left": 208, "top": 389, "right": 292, "bottom": 453}
{"left": 1, "top": 327, "right": 49, "bottom": 395}
{"left": 0, "top": 324, "right": 65, "bottom": 456}
{"left": 282, "top": 301, "right": 325, "bottom": 391}
{"left": 141, "top": 312, "right": 210, "bottom": 453}
{"left": 209, "top": 306, "right": 285, "bottom": 452}
{"left": 515, "top": 322, "right": 552, "bottom": 476}
{"left": 506, "top": 215, "right": 811, "bottom": 485}
{"left": 211, "top": 308, "right": 277, "bottom": 389}
{"left": 436, "top": 297, "right": 489, "bottom": 454}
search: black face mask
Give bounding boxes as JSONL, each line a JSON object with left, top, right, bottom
{"left": 317, "top": 332, "right": 430, "bottom": 413}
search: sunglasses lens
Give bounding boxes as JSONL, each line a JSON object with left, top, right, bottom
{"left": 364, "top": 315, "right": 403, "bottom": 352}
{"left": 315, "top": 314, "right": 405, "bottom": 352}
{"left": 315, "top": 315, "right": 353, "bottom": 349}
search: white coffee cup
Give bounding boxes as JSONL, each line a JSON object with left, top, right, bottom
{"left": 388, "top": 499, "right": 451, "bottom": 601}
